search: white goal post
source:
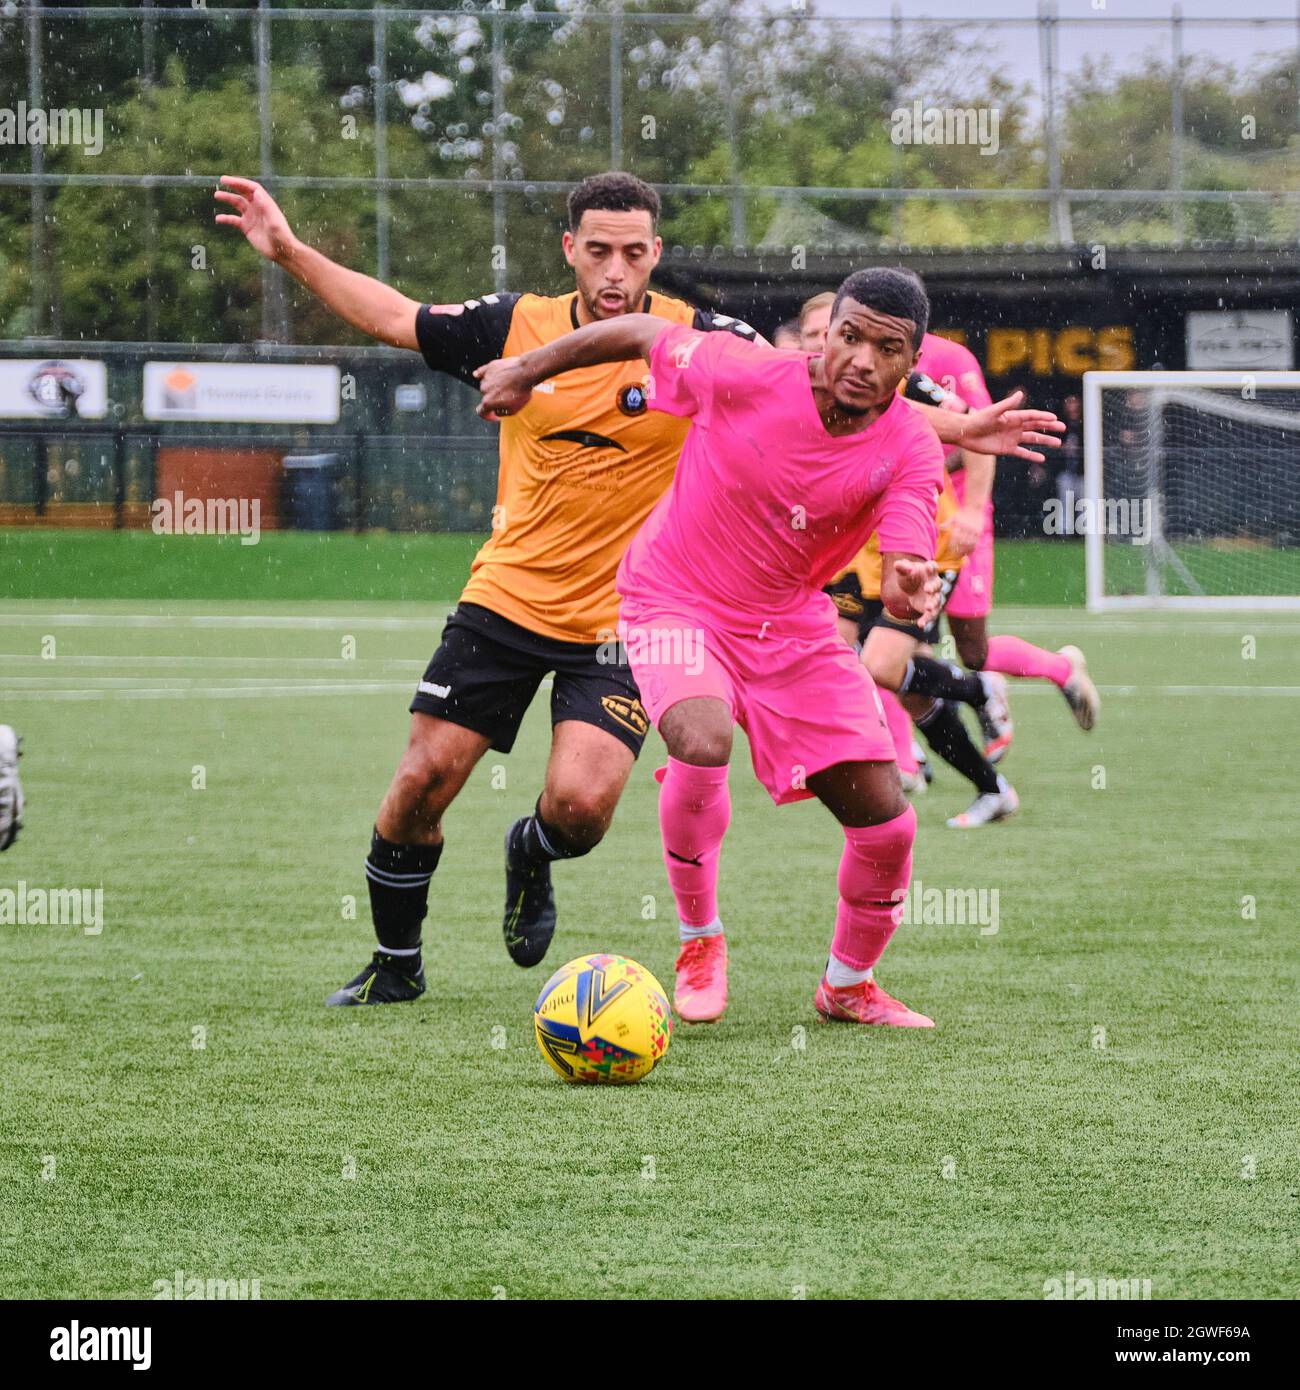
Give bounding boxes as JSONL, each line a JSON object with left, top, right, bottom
{"left": 1082, "top": 370, "right": 1300, "bottom": 611}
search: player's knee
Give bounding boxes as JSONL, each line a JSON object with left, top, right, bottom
{"left": 391, "top": 748, "right": 455, "bottom": 815}
{"left": 544, "top": 789, "right": 613, "bottom": 852}
{"left": 659, "top": 702, "right": 733, "bottom": 768}
{"left": 668, "top": 729, "right": 732, "bottom": 767}
{"left": 865, "top": 652, "right": 905, "bottom": 691}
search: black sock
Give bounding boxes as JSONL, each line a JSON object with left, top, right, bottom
{"left": 511, "top": 801, "right": 595, "bottom": 867}
{"left": 901, "top": 656, "right": 986, "bottom": 706}
{"left": 916, "top": 701, "right": 1001, "bottom": 795}
{"left": 365, "top": 828, "right": 442, "bottom": 965}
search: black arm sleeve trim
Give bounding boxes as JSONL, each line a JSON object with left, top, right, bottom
{"left": 905, "top": 370, "right": 969, "bottom": 411}
{"left": 691, "top": 307, "right": 759, "bottom": 341}
{"left": 415, "top": 292, "right": 522, "bottom": 385}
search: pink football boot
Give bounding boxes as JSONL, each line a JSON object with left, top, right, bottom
{"left": 813, "top": 975, "right": 934, "bottom": 1028}
{"left": 674, "top": 934, "right": 728, "bottom": 1023}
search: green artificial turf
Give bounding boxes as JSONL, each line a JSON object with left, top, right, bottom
{"left": 0, "top": 528, "right": 1087, "bottom": 606}
{"left": 0, "top": 601, "right": 1296, "bottom": 1299}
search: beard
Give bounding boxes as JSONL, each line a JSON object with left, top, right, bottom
{"left": 830, "top": 393, "right": 875, "bottom": 416}
{"left": 579, "top": 284, "right": 640, "bottom": 320}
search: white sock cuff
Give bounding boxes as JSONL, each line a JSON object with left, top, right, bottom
{"left": 678, "top": 917, "right": 723, "bottom": 942}
{"left": 826, "top": 954, "right": 873, "bottom": 987}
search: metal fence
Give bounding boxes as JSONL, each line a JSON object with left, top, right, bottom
{"left": 0, "top": 340, "right": 499, "bottom": 531}
{"left": 4, "top": 2, "right": 1300, "bottom": 344}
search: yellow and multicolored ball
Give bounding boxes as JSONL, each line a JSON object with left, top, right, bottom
{"left": 533, "top": 953, "right": 672, "bottom": 1084}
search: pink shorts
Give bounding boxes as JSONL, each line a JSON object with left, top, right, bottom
{"left": 619, "top": 601, "right": 894, "bottom": 805}
{"left": 946, "top": 517, "right": 994, "bottom": 619}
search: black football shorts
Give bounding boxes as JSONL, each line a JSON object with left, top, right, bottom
{"left": 409, "top": 603, "right": 649, "bottom": 756}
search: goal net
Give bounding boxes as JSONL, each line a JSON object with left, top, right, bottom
{"left": 1083, "top": 371, "right": 1300, "bottom": 610}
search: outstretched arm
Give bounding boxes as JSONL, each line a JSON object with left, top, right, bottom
{"left": 474, "top": 313, "right": 668, "bottom": 418}
{"left": 215, "top": 175, "right": 422, "bottom": 350}
{"left": 911, "top": 390, "right": 1064, "bottom": 461}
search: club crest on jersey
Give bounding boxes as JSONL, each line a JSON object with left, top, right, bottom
{"left": 618, "top": 382, "right": 648, "bottom": 416}
{"left": 600, "top": 695, "right": 649, "bottom": 738}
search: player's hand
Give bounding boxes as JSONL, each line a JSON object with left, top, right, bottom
{"left": 889, "top": 557, "right": 942, "bottom": 628}
{"left": 962, "top": 391, "right": 1064, "bottom": 461}
{"left": 214, "top": 175, "right": 297, "bottom": 263}
{"left": 947, "top": 503, "right": 984, "bottom": 558}
{"left": 474, "top": 357, "right": 535, "bottom": 421}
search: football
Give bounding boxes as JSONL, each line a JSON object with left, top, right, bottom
{"left": 533, "top": 953, "right": 673, "bottom": 1084}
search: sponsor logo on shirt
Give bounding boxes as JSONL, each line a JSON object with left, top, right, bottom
{"left": 418, "top": 680, "right": 451, "bottom": 699}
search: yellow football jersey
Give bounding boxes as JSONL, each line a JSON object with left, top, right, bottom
{"left": 415, "top": 290, "right": 756, "bottom": 643}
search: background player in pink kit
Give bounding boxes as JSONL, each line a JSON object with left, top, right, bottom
{"left": 801, "top": 290, "right": 1101, "bottom": 781}
{"left": 917, "top": 330, "right": 1099, "bottom": 752}
{"left": 479, "top": 269, "right": 1066, "bottom": 1029}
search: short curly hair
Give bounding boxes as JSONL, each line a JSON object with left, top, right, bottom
{"left": 567, "top": 172, "right": 661, "bottom": 231}
{"left": 832, "top": 268, "right": 929, "bottom": 350}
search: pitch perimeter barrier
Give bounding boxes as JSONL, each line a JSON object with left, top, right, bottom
{"left": 0, "top": 342, "right": 499, "bottom": 532}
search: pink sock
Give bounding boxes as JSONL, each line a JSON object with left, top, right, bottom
{"left": 878, "top": 688, "right": 918, "bottom": 775}
{"left": 985, "top": 635, "right": 1071, "bottom": 688}
{"left": 655, "top": 758, "right": 731, "bottom": 928}
{"left": 830, "top": 805, "right": 916, "bottom": 971}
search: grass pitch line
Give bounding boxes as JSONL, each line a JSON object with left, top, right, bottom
{"left": 3, "top": 680, "right": 1298, "bottom": 703}
{"left": 3, "top": 675, "right": 410, "bottom": 688}
{"left": 0, "top": 654, "right": 426, "bottom": 671}
{"left": 5, "top": 610, "right": 1300, "bottom": 637}
{"left": 0, "top": 682, "right": 413, "bottom": 701}
{"left": 0, "top": 612, "right": 451, "bottom": 632}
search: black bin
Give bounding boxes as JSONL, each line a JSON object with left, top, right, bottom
{"left": 282, "top": 453, "right": 343, "bottom": 531}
